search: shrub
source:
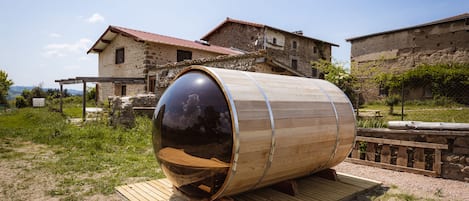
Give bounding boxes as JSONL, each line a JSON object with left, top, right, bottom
{"left": 15, "top": 96, "right": 28, "bottom": 108}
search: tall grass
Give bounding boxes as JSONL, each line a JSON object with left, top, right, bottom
{"left": 0, "top": 107, "right": 162, "bottom": 199}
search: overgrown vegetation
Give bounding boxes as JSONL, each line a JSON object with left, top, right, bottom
{"left": 376, "top": 63, "right": 469, "bottom": 105}
{"left": 311, "top": 59, "right": 357, "bottom": 105}
{"left": 0, "top": 69, "right": 14, "bottom": 106}
{"left": 0, "top": 107, "right": 162, "bottom": 200}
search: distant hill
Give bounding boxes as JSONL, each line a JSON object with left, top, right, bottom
{"left": 7, "top": 86, "right": 83, "bottom": 100}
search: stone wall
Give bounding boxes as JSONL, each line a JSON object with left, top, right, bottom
{"left": 108, "top": 94, "right": 158, "bottom": 128}
{"left": 202, "top": 22, "right": 264, "bottom": 52}
{"left": 358, "top": 128, "right": 469, "bottom": 181}
{"left": 203, "top": 23, "right": 333, "bottom": 78}
{"left": 98, "top": 34, "right": 146, "bottom": 102}
{"left": 147, "top": 51, "right": 296, "bottom": 96}
{"left": 97, "top": 34, "right": 228, "bottom": 102}
{"left": 350, "top": 19, "right": 469, "bottom": 101}
{"left": 264, "top": 27, "right": 331, "bottom": 78}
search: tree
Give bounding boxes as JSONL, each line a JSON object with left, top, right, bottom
{"left": 311, "top": 60, "right": 357, "bottom": 105}
{"left": 0, "top": 70, "right": 14, "bottom": 105}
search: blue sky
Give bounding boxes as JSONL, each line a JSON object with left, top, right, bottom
{"left": 1, "top": 0, "right": 467, "bottom": 90}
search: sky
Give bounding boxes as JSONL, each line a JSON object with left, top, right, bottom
{"left": 0, "top": 0, "right": 467, "bottom": 90}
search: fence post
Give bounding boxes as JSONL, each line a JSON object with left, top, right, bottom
{"left": 401, "top": 81, "right": 404, "bottom": 121}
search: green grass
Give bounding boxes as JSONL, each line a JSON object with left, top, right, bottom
{"left": 0, "top": 107, "right": 163, "bottom": 200}
{"left": 359, "top": 100, "right": 469, "bottom": 125}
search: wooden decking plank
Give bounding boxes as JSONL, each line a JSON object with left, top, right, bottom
{"left": 116, "top": 184, "right": 151, "bottom": 201}
{"left": 116, "top": 173, "right": 382, "bottom": 201}
{"left": 137, "top": 182, "right": 168, "bottom": 200}
{"left": 147, "top": 180, "right": 174, "bottom": 197}
{"left": 337, "top": 173, "right": 381, "bottom": 189}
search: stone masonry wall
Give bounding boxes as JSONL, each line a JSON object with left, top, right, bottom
{"left": 203, "top": 23, "right": 333, "bottom": 78}
{"left": 264, "top": 27, "right": 331, "bottom": 77}
{"left": 350, "top": 19, "right": 469, "bottom": 101}
{"left": 108, "top": 94, "right": 158, "bottom": 128}
{"left": 98, "top": 34, "right": 146, "bottom": 102}
{"left": 148, "top": 52, "right": 296, "bottom": 97}
{"left": 358, "top": 129, "right": 469, "bottom": 181}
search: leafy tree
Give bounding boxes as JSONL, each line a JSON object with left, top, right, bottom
{"left": 0, "top": 70, "right": 14, "bottom": 105}
{"left": 87, "top": 86, "right": 96, "bottom": 101}
{"left": 312, "top": 60, "right": 357, "bottom": 105}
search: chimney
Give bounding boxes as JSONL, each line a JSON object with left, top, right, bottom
{"left": 292, "top": 30, "right": 303, "bottom": 35}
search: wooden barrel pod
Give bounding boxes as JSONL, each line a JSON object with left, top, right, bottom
{"left": 152, "top": 65, "right": 356, "bottom": 200}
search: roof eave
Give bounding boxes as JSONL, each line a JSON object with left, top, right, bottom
{"left": 346, "top": 13, "right": 469, "bottom": 42}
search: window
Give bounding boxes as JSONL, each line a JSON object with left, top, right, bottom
{"left": 177, "top": 50, "right": 192, "bottom": 62}
{"left": 291, "top": 59, "right": 298, "bottom": 70}
{"left": 121, "top": 85, "right": 127, "bottom": 96}
{"left": 149, "top": 76, "right": 156, "bottom": 93}
{"left": 115, "top": 48, "right": 125, "bottom": 64}
{"left": 313, "top": 46, "right": 318, "bottom": 54}
{"left": 273, "top": 37, "right": 277, "bottom": 45}
{"left": 292, "top": 41, "right": 297, "bottom": 49}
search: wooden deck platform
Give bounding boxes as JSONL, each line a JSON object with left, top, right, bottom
{"left": 115, "top": 172, "right": 381, "bottom": 201}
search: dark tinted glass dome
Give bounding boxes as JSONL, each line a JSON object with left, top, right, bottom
{"left": 152, "top": 70, "right": 233, "bottom": 197}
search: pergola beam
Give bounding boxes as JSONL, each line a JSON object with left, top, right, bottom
{"left": 55, "top": 76, "right": 146, "bottom": 121}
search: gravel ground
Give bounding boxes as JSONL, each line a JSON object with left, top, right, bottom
{"left": 334, "top": 162, "right": 469, "bottom": 201}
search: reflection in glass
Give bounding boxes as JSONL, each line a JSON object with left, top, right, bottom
{"left": 152, "top": 70, "right": 233, "bottom": 197}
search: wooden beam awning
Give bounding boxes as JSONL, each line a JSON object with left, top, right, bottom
{"left": 55, "top": 77, "right": 145, "bottom": 85}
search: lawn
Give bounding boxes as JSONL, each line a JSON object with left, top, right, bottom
{"left": 358, "top": 100, "right": 469, "bottom": 128}
{"left": 0, "top": 107, "right": 163, "bottom": 200}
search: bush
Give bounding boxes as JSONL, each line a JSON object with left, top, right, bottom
{"left": 384, "top": 94, "right": 400, "bottom": 114}
{"left": 15, "top": 96, "right": 28, "bottom": 108}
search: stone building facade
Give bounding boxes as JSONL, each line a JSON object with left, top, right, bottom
{"left": 88, "top": 26, "right": 240, "bottom": 102}
{"left": 201, "top": 18, "right": 338, "bottom": 78}
{"left": 147, "top": 50, "right": 301, "bottom": 97}
{"left": 347, "top": 13, "right": 469, "bottom": 101}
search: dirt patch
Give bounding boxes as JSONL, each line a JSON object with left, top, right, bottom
{"left": 0, "top": 138, "right": 119, "bottom": 201}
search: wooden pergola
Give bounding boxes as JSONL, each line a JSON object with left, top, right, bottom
{"left": 55, "top": 77, "right": 145, "bottom": 121}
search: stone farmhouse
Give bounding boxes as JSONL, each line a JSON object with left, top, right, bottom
{"left": 87, "top": 26, "right": 242, "bottom": 102}
{"left": 201, "top": 18, "right": 338, "bottom": 78}
{"left": 347, "top": 13, "right": 469, "bottom": 101}
{"left": 87, "top": 18, "right": 338, "bottom": 102}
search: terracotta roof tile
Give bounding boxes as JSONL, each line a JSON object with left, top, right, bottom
{"left": 201, "top": 17, "right": 338, "bottom": 46}
{"left": 88, "top": 25, "right": 242, "bottom": 55}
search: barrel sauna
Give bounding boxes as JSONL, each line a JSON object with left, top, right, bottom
{"left": 152, "top": 65, "right": 356, "bottom": 200}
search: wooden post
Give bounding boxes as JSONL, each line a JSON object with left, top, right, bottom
{"left": 351, "top": 142, "right": 360, "bottom": 159}
{"left": 366, "top": 142, "right": 376, "bottom": 162}
{"left": 433, "top": 149, "right": 442, "bottom": 176}
{"left": 59, "top": 84, "right": 63, "bottom": 113}
{"left": 82, "top": 81, "right": 87, "bottom": 121}
{"left": 381, "top": 145, "right": 391, "bottom": 164}
{"left": 413, "top": 148, "right": 425, "bottom": 169}
{"left": 397, "top": 146, "right": 408, "bottom": 167}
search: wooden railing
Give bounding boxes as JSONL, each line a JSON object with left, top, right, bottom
{"left": 346, "top": 136, "right": 448, "bottom": 177}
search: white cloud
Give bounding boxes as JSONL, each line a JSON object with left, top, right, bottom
{"left": 86, "top": 13, "right": 105, "bottom": 23}
{"left": 43, "top": 38, "right": 92, "bottom": 58}
{"left": 49, "top": 33, "right": 62, "bottom": 38}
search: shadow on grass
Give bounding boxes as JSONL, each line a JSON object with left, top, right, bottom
{"left": 354, "top": 185, "right": 390, "bottom": 201}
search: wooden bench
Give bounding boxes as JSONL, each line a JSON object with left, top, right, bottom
{"left": 347, "top": 136, "right": 448, "bottom": 177}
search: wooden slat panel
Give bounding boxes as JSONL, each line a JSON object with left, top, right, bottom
{"left": 434, "top": 149, "right": 442, "bottom": 176}
{"left": 413, "top": 148, "right": 425, "bottom": 169}
{"left": 380, "top": 145, "right": 391, "bottom": 164}
{"left": 366, "top": 142, "right": 376, "bottom": 162}
{"left": 396, "top": 146, "right": 408, "bottom": 167}
{"left": 356, "top": 136, "right": 448, "bottom": 149}
{"left": 351, "top": 143, "right": 360, "bottom": 159}
{"left": 346, "top": 158, "right": 438, "bottom": 177}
